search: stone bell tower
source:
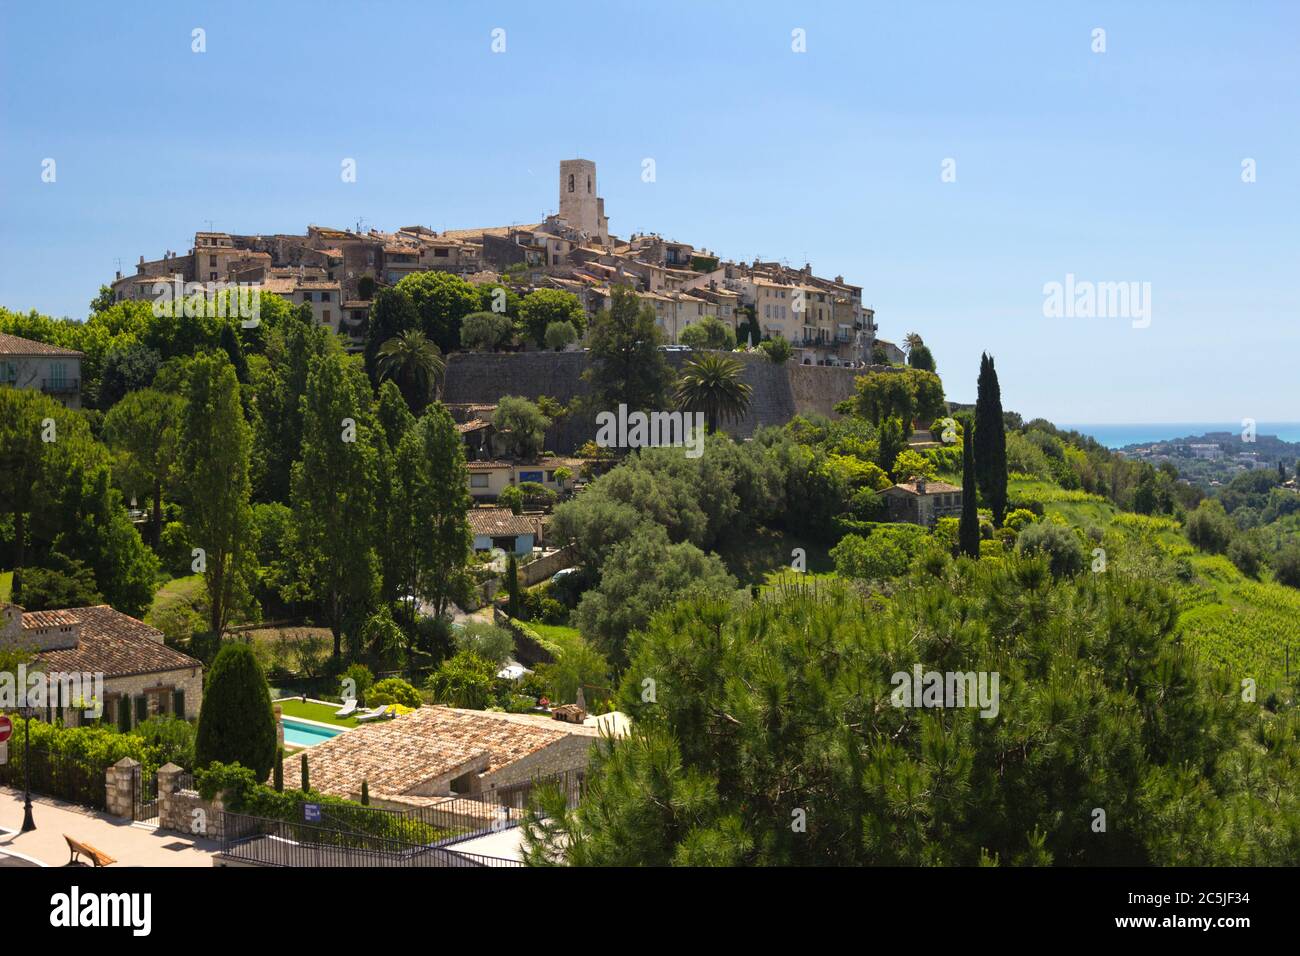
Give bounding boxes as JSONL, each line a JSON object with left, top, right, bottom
{"left": 558, "top": 159, "right": 608, "bottom": 243}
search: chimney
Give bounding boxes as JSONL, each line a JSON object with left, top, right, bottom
{"left": 915, "top": 478, "right": 927, "bottom": 495}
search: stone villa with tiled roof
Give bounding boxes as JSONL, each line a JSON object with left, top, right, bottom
{"left": 0, "top": 331, "right": 84, "bottom": 409}
{"left": 0, "top": 603, "right": 203, "bottom": 726}
{"left": 881, "top": 477, "right": 964, "bottom": 528}
{"left": 299, "top": 706, "right": 600, "bottom": 807}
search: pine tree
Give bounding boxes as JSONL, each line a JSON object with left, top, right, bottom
{"left": 974, "top": 353, "right": 1008, "bottom": 526}
{"left": 959, "top": 422, "right": 980, "bottom": 558}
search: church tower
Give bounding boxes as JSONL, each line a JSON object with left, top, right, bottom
{"left": 559, "top": 159, "right": 608, "bottom": 243}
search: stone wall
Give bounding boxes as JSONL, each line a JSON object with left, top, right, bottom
{"left": 519, "top": 546, "right": 577, "bottom": 588}
{"left": 157, "top": 763, "right": 226, "bottom": 841}
{"left": 103, "top": 666, "right": 204, "bottom": 721}
{"left": 441, "top": 351, "right": 871, "bottom": 453}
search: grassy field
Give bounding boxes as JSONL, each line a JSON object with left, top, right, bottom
{"left": 716, "top": 526, "right": 837, "bottom": 588}
{"left": 520, "top": 621, "right": 582, "bottom": 647}
{"left": 275, "top": 697, "right": 364, "bottom": 728}
{"left": 147, "top": 574, "right": 205, "bottom": 619}
{"left": 0, "top": 571, "right": 11, "bottom": 603}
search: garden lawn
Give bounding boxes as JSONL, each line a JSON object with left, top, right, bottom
{"left": 716, "top": 526, "right": 837, "bottom": 588}
{"left": 0, "top": 571, "right": 11, "bottom": 603}
{"left": 275, "top": 697, "right": 364, "bottom": 728}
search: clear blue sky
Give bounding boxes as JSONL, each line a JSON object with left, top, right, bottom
{"left": 2, "top": 1, "right": 1296, "bottom": 422}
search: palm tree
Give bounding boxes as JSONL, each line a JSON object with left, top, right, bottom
{"left": 674, "top": 353, "right": 753, "bottom": 434}
{"left": 377, "top": 330, "right": 444, "bottom": 411}
{"left": 903, "top": 332, "right": 924, "bottom": 355}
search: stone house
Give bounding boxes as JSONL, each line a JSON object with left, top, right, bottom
{"left": 881, "top": 477, "right": 964, "bottom": 528}
{"left": 0, "top": 333, "right": 84, "bottom": 409}
{"left": 0, "top": 603, "right": 203, "bottom": 725}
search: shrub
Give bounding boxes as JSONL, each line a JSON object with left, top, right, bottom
{"left": 453, "top": 622, "right": 516, "bottom": 665}
{"left": 831, "top": 533, "right": 909, "bottom": 581}
{"left": 367, "top": 677, "right": 423, "bottom": 708}
{"left": 1228, "top": 536, "right": 1263, "bottom": 578}
{"left": 1004, "top": 508, "right": 1037, "bottom": 533}
{"left": 1273, "top": 543, "right": 1300, "bottom": 589}
{"left": 498, "top": 485, "right": 524, "bottom": 515}
{"left": 130, "top": 716, "right": 196, "bottom": 770}
{"left": 195, "top": 643, "right": 278, "bottom": 780}
{"left": 1015, "top": 521, "right": 1085, "bottom": 577}
{"left": 426, "top": 651, "right": 498, "bottom": 709}
{"left": 544, "top": 320, "right": 578, "bottom": 351}
{"left": 1184, "top": 500, "right": 1235, "bottom": 555}
{"left": 341, "top": 663, "right": 374, "bottom": 704}
{"left": 758, "top": 336, "right": 792, "bottom": 364}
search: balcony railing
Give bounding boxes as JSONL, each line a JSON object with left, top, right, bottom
{"left": 41, "top": 378, "right": 80, "bottom": 393}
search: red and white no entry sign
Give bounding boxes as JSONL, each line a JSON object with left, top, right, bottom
{"left": 0, "top": 715, "right": 12, "bottom": 743}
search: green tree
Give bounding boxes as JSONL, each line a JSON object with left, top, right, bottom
{"left": 1015, "top": 521, "right": 1084, "bottom": 577}
{"left": 679, "top": 316, "right": 736, "bottom": 351}
{"left": 426, "top": 651, "right": 497, "bottom": 709}
{"left": 179, "top": 352, "right": 255, "bottom": 634}
{"left": 391, "top": 404, "right": 472, "bottom": 617}
{"left": 376, "top": 330, "right": 444, "bottom": 413}
{"left": 493, "top": 396, "right": 551, "bottom": 460}
{"left": 460, "top": 310, "right": 514, "bottom": 351}
{"left": 544, "top": 320, "right": 578, "bottom": 351}
{"left": 583, "top": 285, "right": 672, "bottom": 413}
{"left": 876, "top": 417, "right": 907, "bottom": 474}
{"left": 396, "top": 271, "right": 481, "bottom": 355}
{"left": 572, "top": 524, "right": 737, "bottom": 665}
{"left": 289, "top": 346, "right": 381, "bottom": 660}
{"left": 363, "top": 286, "right": 419, "bottom": 386}
{"left": 520, "top": 288, "right": 586, "bottom": 348}
{"left": 195, "top": 643, "right": 277, "bottom": 780}
{"left": 907, "top": 343, "right": 936, "bottom": 373}
{"left": 103, "top": 388, "right": 183, "bottom": 547}
{"left": 673, "top": 353, "right": 753, "bottom": 434}
{"left": 506, "top": 552, "right": 521, "bottom": 617}
{"left": 974, "top": 353, "right": 1008, "bottom": 526}
{"left": 758, "top": 336, "right": 792, "bottom": 364}
{"left": 959, "top": 424, "right": 980, "bottom": 558}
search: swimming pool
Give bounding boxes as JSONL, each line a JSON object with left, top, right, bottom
{"left": 282, "top": 717, "right": 346, "bottom": 748}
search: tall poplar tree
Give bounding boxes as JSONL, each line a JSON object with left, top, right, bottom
{"left": 289, "top": 346, "right": 381, "bottom": 660}
{"left": 974, "top": 353, "right": 1008, "bottom": 526}
{"left": 392, "top": 403, "right": 472, "bottom": 620}
{"left": 180, "top": 351, "right": 254, "bottom": 634}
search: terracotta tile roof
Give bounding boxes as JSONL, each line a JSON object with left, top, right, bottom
{"left": 21, "top": 609, "right": 79, "bottom": 629}
{"left": 886, "top": 479, "right": 962, "bottom": 496}
{"left": 466, "top": 459, "right": 512, "bottom": 471}
{"left": 0, "top": 333, "right": 84, "bottom": 357}
{"left": 468, "top": 508, "right": 537, "bottom": 537}
{"left": 303, "top": 706, "right": 596, "bottom": 799}
{"left": 455, "top": 419, "right": 492, "bottom": 434}
{"left": 26, "top": 606, "right": 202, "bottom": 678}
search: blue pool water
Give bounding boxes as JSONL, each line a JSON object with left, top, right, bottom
{"left": 282, "top": 717, "right": 345, "bottom": 748}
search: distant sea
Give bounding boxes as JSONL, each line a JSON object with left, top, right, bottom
{"left": 1057, "top": 423, "right": 1300, "bottom": 450}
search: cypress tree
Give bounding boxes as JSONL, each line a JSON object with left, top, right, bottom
{"left": 959, "top": 421, "right": 980, "bottom": 559}
{"left": 273, "top": 747, "right": 284, "bottom": 792}
{"left": 361, "top": 780, "right": 370, "bottom": 806}
{"left": 300, "top": 754, "right": 310, "bottom": 792}
{"left": 974, "top": 353, "right": 1008, "bottom": 526}
{"left": 194, "top": 643, "right": 277, "bottom": 780}
{"left": 506, "top": 551, "right": 521, "bottom": 618}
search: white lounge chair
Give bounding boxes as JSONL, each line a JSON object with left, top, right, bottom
{"left": 334, "top": 699, "right": 359, "bottom": 718}
{"left": 356, "top": 705, "right": 391, "bottom": 723}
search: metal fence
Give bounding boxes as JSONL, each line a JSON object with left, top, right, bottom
{"left": 0, "top": 746, "right": 107, "bottom": 811}
{"left": 218, "top": 812, "right": 523, "bottom": 867}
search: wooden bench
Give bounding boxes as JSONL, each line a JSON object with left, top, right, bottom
{"left": 64, "top": 834, "right": 116, "bottom": 867}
